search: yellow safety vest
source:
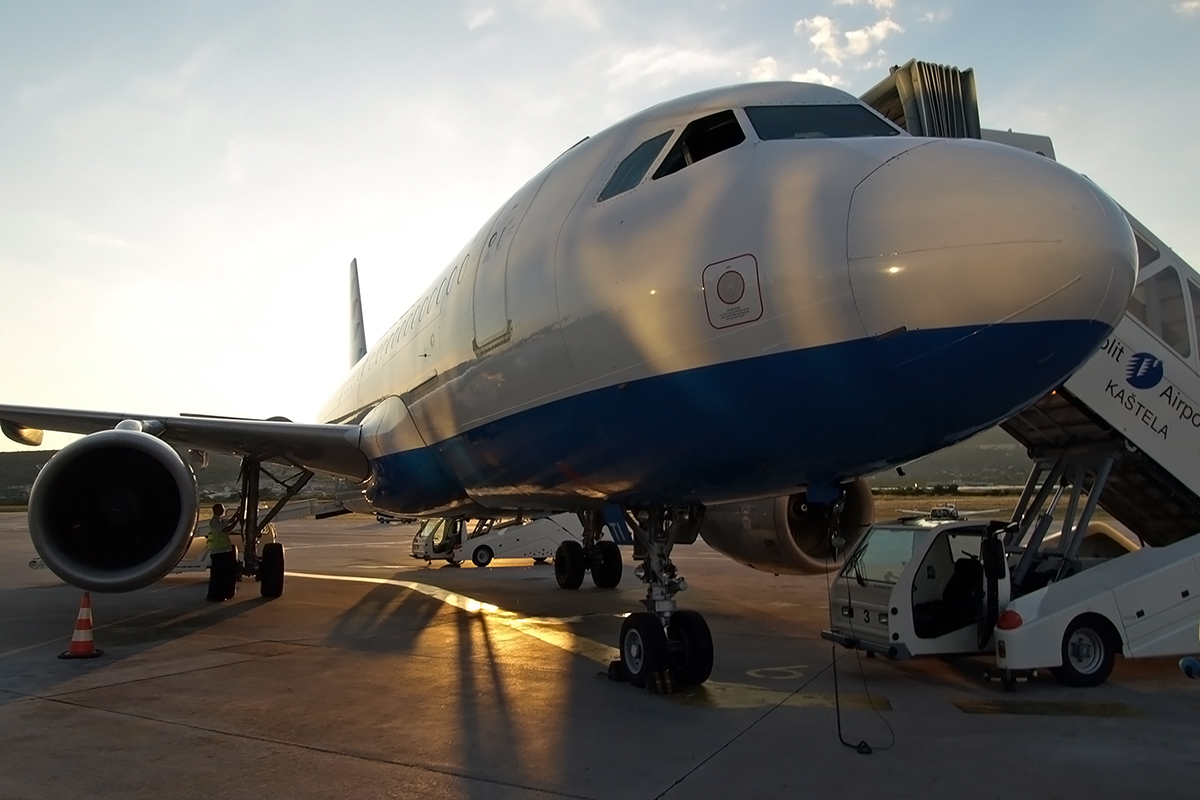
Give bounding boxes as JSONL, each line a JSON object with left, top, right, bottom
{"left": 207, "top": 517, "right": 233, "bottom": 554}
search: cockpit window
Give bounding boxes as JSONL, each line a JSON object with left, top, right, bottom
{"left": 745, "top": 104, "right": 901, "bottom": 140}
{"left": 598, "top": 131, "right": 673, "bottom": 202}
{"left": 653, "top": 110, "right": 746, "bottom": 180}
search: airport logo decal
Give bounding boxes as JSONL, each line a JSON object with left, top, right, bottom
{"left": 1126, "top": 352, "right": 1164, "bottom": 389}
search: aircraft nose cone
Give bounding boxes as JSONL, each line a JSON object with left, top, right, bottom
{"left": 847, "top": 138, "right": 1136, "bottom": 427}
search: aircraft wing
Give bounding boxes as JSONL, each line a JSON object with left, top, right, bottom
{"left": 0, "top": 403, "right": 369, "bottom": 480}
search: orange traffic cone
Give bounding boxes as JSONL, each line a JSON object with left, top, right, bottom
{"left": 59, "top": 592, "right": 103, "bottom": 659}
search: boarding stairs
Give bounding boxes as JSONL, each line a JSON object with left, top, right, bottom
{"left": 1002, "top": 209, "right": 1200, "bottom": 548}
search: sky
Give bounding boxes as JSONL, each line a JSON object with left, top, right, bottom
{"left": 2, "top": 0, "right": 1198, "bottom": 451}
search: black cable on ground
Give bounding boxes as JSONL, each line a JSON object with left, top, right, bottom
{"left": 824, "top": 531, "right": 895, "bottom": 755}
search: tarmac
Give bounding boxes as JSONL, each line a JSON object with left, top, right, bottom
{"left": 1, "top": 511, "right": 1198, "bottom": 799}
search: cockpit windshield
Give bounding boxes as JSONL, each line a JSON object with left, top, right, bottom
{"left": 745, "top": 104, "right": 901, "bottom": 140}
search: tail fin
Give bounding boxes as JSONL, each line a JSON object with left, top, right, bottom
{"left": 350, "top": 258, "right": 367, "bottom": 367}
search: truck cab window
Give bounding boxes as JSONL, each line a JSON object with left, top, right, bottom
{"left": 653, "top": 110, "right": 745, "bottom": 180}
{"left": 843, "top": 526, "right": 917, "bottom": 585}
{"left": 597, "top": 130, "right": 673, "bottom": 202}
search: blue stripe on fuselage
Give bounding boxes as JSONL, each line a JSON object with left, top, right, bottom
{"left": 367, "top": 319, "right": 1108, "bottom": 514}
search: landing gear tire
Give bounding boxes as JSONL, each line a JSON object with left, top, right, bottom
{"left": 260, "top": 542, "right": 285, "bottom": 599}
{"left": 555, "top": 541, "right": 585, "bottom": 589}
{"left": 1052, "top": 615, "right": 1116, "bottom": 687}
{"left": 471, "top": 546, "right": 494, "bottom": 567}
{"left": 667, "top": 610, "right": 714, "bottom": 686}
{"left": 620, "top": 612, "right": 669, "bottom": 688}
{"left": 590, "top": 540, "right": 623, "bottom": 588}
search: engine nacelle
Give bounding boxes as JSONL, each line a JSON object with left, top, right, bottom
{"left": 699, "top": 478, "right": 874, "bottom": 575}
{"left": 29, "top": 429, "right": 199, "bottom": 592}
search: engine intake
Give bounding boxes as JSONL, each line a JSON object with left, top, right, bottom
{"left": 699, "top": 478, "right": 873, "bottom": 574}
{"left": 29, "top": 429, "right": 199, "bottom": 592}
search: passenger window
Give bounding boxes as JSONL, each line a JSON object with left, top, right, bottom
{"left": 598, "top": 131, "right": 673, "bottom": 202}
{"left": 745, "top": 104, "right": 901, "bottom": 140}
{"left": 653, "top": 110, "right": 745, "bottom": 180}
{"left": 1129, "top": 266, "right": 1191, "bottom": 358}
{"left": 1135, "top": 232, "right": 1160, "bottom": 272}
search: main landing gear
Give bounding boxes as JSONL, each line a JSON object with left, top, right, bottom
{"left": 233, "top": 457, "right": 313, "bottom": 599}
{"left": 613, "top": 506, "right": 712, "bottom": 692}
{"left": 554, "top": 510, "right": 624, "bottom": 590}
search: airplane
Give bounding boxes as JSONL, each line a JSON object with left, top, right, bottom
{"left": 0, "top": 80, "right": 1137, "bottom": 691}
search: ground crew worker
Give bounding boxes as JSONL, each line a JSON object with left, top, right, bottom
{"left": 205, "top": 503, "right": 240, "bottom": 601}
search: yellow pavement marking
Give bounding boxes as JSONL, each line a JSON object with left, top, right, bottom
{"left": 669, "top": 681, "right": 889, "bottom": 710}
{"left": 953, "top": 698, "right": 1142, "bottom": 717}
{"left": 745, "top": 665, "right": 808, "bottom": 680}
{"left": 286, "top": 571, "right": 890, "bottom": 710}
{"left": 286, "top": 571, "right": 618, "bottom": 664}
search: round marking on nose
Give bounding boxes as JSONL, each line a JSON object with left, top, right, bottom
{"left": 717, "top": 270, "right": 745, "bottom": 305}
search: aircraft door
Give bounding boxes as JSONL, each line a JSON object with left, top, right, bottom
{"left": 472, "top": 176, "right": 548, "bottom": 354}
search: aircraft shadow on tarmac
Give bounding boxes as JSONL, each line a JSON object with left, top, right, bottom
{"left": 324, "top": 579, "right": 445, "bottom": 652}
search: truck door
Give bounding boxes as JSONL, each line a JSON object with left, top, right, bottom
{"left": 907, "top": 527, "right": 989, "bottom": 655}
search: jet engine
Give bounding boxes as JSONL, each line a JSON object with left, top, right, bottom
{"left": 28, "top": 429, "right": 199, "bottom": 592}
{"left": 699, "top": 479, "right": 873, "bottom": 574}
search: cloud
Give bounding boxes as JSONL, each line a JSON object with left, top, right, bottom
{"left": 519, "top": 0, "right": 603, "bottom": 30}
{"left": 833, "top": 0, "right": 895, "bottom": 8}
{"left": 922, "top": 9, "right": 951, "bottom": 22}
{"left": 606, "top": 45, "right": 744, "bottom": 88}
{"left": 18, "top": 74, "right": 75, "bottom": 109}
{"left": 792, "top": 68, "right": 844, "bottom": 87}
{"left": 795, "top": 15, "right": 902, "bottom": 65}
{"left": 74, "top": 232, "right": 131, "bottom": 249}
{"left": 749, "top": 56, "right": 779, "bottom": 81}
{"left": 464, "top": 6, "right": 497, "bottom": 29}
{"left": 129, "top": 42, "right": 220, "bottom": 102}
{"left": 1174, "top": 1, "right": 1200, "bottom": 14}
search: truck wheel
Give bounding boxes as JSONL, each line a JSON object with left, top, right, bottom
{"left": 260, "top": 543, "right": 285, "bottom": 599}
{"left": 590, "top": 541, "right": 623, "bottom": 588}
{"left": 554, "top": 541, "right": 585, "bottom": 589}
{"left": 472, "top": 546, "right": 494, "bottom": 567}
{"left": 1052, "top": 615, "right": 1116, "bottom": 687}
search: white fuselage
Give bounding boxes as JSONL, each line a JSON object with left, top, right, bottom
{"left": 318, "top": 82, "right": 1137, "bottom": 516}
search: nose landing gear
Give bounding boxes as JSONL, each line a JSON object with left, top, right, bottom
{"left": 611, "top": 505, "right": 712, "bottom": 691}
